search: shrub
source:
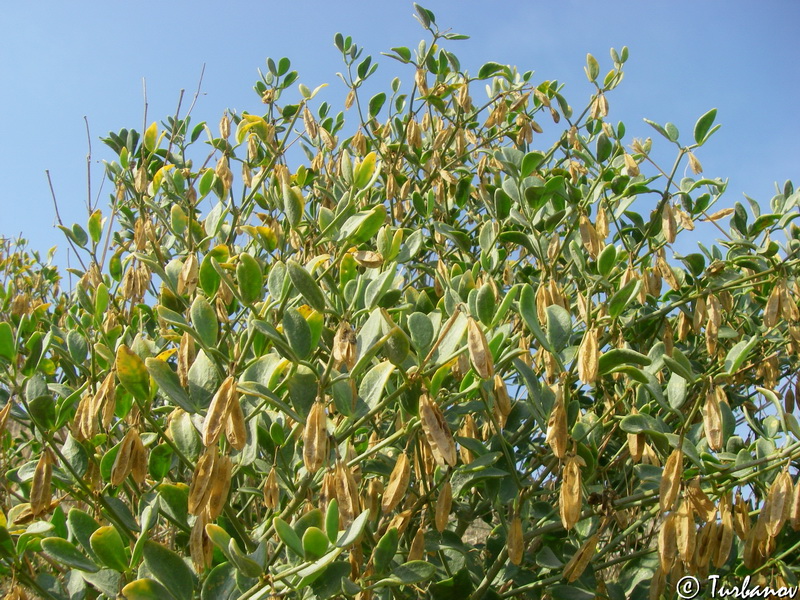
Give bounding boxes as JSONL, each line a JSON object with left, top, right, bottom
{"left": 1, "top": 5, "right": 800, "bottom": 599}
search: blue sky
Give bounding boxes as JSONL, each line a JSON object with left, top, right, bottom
{"left": 1, "top": 1, "right": 798, "bottom": 267}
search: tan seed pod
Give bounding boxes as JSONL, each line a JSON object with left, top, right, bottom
{"left": 577, "top": 328, "right": 599, "bottom": 385}
{"left": 190, "top": 513, "right": 213, "bottom": 572}
{"left": 790, "top": 478, "right": 800, "bottom": 531}
{"left": 507, "top": 516, "right": 524, "bottom": 566}
{"left": 733, "top": 491, "right": 751, "bottom": 540}
{"left": 764, "top": 284, "right": 782, "bottom": 328}
{"left": 686, "top": 479, "right": 716, "bottom": 523}
{"left": 419, "top": 394, "right": 457, "bottom": 468}
{"left": 366, "top": 478, "right": 383, "bottom": 520}
{"left": 320, "top": 470, "right": 337, "bottom": 510}
{"left": 658, "top": 512, "right": 677, "bottom": 571}
{"left": 693, "top": 520, "right": 716, "bottom": 575}
{"left": 766, "top": 471, "right": 793, "bottom": 538}
{"left": 715, "top": 493, "right": 734, "bottom": 568}
{"left": 0, "top": 400, "right": 12, "bottom": 434}
{"left": 659, "top": 449, "right": 683, "bottom": 513}
{"left": 435, "top": 481, "right": 452, "bottom": 533}
{"left": 657, "top": 254, "right": 680, "bottom": 291}
{"left": 780, "top": 281, "right": 799, "bottom": 321}
{"left": 178, "top": 253, "right": 199, "bottom": 295}
{"left": 546, "top": 384, "right": 568, "bottom": 460}
{"left": 493, "top": 374, "right": 511, "bottom": 417}
{"left": 30, "top": 451, "right": 53, "bottom": 517}
{"left": 560, "top": 455, "right": 584, "bottom": 530}
{"left": 627, "top": 406, "right": 644, "bottom": 462}
{"left": 381, "top": 453, "right": 410, "bottom": 514}
{"left": 335, "top": 459, "right": 361, "bottom": 528}
{"left": 204, "top": 455, "right": 232, "bottom": 521}
{"left": 675, "top": 499, "right": 696, "bottom": 565}
{"left": 649, "top": 566, "right": 666, "bottom": 600}
{"left": 352, "top": 250, "right": 384, "bottom": 268}
{"left": 189, "top": 448, "right": 218, "bottom": 515}
{"left": 458, "top": 414, "right": 477, "bottom": 464}
{"left": 623, "top": 152, "right": 640, "bottom": 177}
{"left": 387, "top": 509, "right": 414, "bottom": 536}
{"left": 203, "top": 376, "right": 236, "bottom": 447}
{"left": 303, "top": 401, "right": 328, "bottom": 474}
{"left": 563, "top": 533, "right": 599, "bottom": 582}
{"left": 662, "top": 202, "right": 677, "bottom": 244}
{"left": 130, "top": 430, "right": 148, "bottom": 484}
{"left": 702, "top": 389, "right": 723, "bottom": 452}
{"left": 110, "top": 429, "right": 137, "bottom": 487}
{"left": 178, "top": 332, "right": 195, "bottom": 388}
{"left": 263, "top": 467, "right": 280, "bottom": 510}
{"left": 333, "top": 322, "right": 357, "bottom": 371}
{"left": 467, "top": 317, "right": 494, "bottom": 380}
{"left": 408, "top": 526, "right": 426, "bottom": 561}
{"left": 579, "top": 215, "right": 600, "bottom": 258}
{"left": 687, "top": 151, "right": 703, "bottom": 175}
{"left": 225, "top": 395, "right": 247, "bottom": 451}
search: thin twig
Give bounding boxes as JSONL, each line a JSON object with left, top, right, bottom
{"left": 83, "top": 116, "right": 92, "bottom": 212}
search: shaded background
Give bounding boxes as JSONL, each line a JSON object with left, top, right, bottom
{"left": 1, "top": 1, "right": 797, "bottom": 269}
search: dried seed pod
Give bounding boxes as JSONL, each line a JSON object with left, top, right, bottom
{"left": 693, "top": 520, "right": 716, "bottom": 576}
{"left": 560, "top": 455, "right": 584, "bottom": 530}
{"left": 765, "top": 471, "right": 793, "bottom": 538}
{"left": 733, "top": 491, "right": 751, "bottom": 540}
{"left": 178, "top": 332, "right": 195, "bottom": 388}
{"left": 0, "top": 400, "right": 12, "bottom": 434}
{"left": 493, "top": 374, "right": 511, "bottom": 418}
{"left": 205, "top": 455, "right": 232, "bottom": 521}
{"left": 458, "top": 414, "right": 478, "bottom": 464}
{"left": 352, "top": 251, "right": 383, "bottom": 268}
{"left": 366, "top": 478, "right": 383, "bottom": 520}
{"left": 333, "top": 322, "right": 357, "bottom": 371}
{"left": 335, "top": 459, "right": 361, "bottom": 528}
{"left": 320, "top": 470, "right": 337, "bottom": 510}
{"left": 686, "top": 479, "right": 716, "bottom": 523}
{"left": 779, "top": 281, "right": 799, "bottom": 321}
{"left": 110, "top": 429, "right": 137, "bottom": 487}
{"left": 675, "top": 499, "right": 696, "bottom": 565}
{"left": 715, "top": 493, "right": 734, "bottom": 568}
{"left": 419, "top": 394, "right": 457, "bottom": 468}
{"left": 623, "top": 152, "right": 640, "bottom": 177}
{"left": 95, "top": 371, "right": 117, "bottom": 429}
{"left": 435, "top": 482, "right": 452, "bottom": 533}
{"left": 659, "top": 449, "right": 683, "bottom": 513}
{"left": 178, "top": 253, "right": 199, "bottom": 295}
{"left": 658, "top": 512, "right": 677, "bottom": 571}
{"left": 507, "top": 516, "right": 524, "bottom": 566}
{"left": 579, "top": 215, "right": 600, "bottom": 258}
{"left": 203, "top": 376, "right": 236, "bottom": 447}
{"left": 303, "top": 401, "right": 328, "bottom": 474}
{"left": 189, "top": 448, "right": 218, "bottom": 515}
{"left": 791, "top": 479, "right": 800, "bottom": 531}
{"left": 563, "top": 533, "right": 599, "bottom": 582}
{"left": 30, "top": 451, "right": 53, "bottom": 517}
{"left": 190, "top": 513, "right": 213, "bottom": 572}
{"left": 467, "top": 317, "right": 494, "bottom": 379}
{"left": 264, "top": 467, "right": 280, "bottom": 510}
{"left": 764, "top": 283, "right": 782, "bottom": 328}
{"left": 627, "top": 406, "right": 644, "bottom": 462}
{"left": 130, "top": 430, "right": 148, "bottom": 484}
{"left": 577, "top": 328, "right": 599, "bottom": 385}
{"left": 662, "top": 203, "right": 677, "bottom": 244}
{"left": 382, "top": 453, "right": 410, "bottom": 514}
{"left": 225, "top": 395, "right": 247, "bottom": 451}
{"left": 546, "top": 384, "right": 568, "bottom": 460}
{"left": 408, "top": 526, "right": 426, "bottom": 561}
{"left": 649, "top": 566, "right": 666, "bottom": 600}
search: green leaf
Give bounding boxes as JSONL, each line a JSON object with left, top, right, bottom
{"left": 325, "top": 499, "right": 340, "bottom": 543}
{"left": 598, "top": 348, "right": 651, "bottom": 375}
{"left": 145, "top": 358, "right": 195, "bottom": 413}
{"left": 286, "top": 259, "right": 326, "bottom": 313}
{"left": 597, "top": 244, "right": 617, "bottom": 278}
{"left": 518, "top": 284, "right": 550, "bottom": 351}
{"left": 122, "top": 578, "right": 175, "bottom": 600}
{"left": 116, "top": 344, "right": 150, "bottom": 402}
{"left": 662, "top": 349, "right": 697, "bottom": 384}
{"left": 236, "top": 253, "right": 263, "bottom": 305}
{"left": 372, "top": 528, "right": 398, "bottom": 574}
{"left": 408, "top": 312, "right": 434, "bottom": 355}
{"left": 585, "top": 53, "right": 599, "bottom": 82}
{"left": 205, "top": 523, "right": 232, "bottom": 557}
{"left": 724, "top": 336, "right": 758, "bottom": 375}
{"left": 148, "top": 444, "right": 173, "bottom": 480}
{"left": 41, "top": 537, "right": 99, "bottom": 572}
{"left": 368, "top": 93, "right": 386, "bottom": 118}
{"left": 390, "top": 47, "right": 411, "bottom": 62}
{"left": 374, "top": 560, "right": 436, "bottom": 587}
{"left": 190, "top": 296, "right": 218, "bottom": 348}
{"left": 88, "top": 209, "right": 103, "bottom": 244}
{"left": 143, "top": 122, "right": 158, "bottom": 153}
{"left": 302, "top": 526, "right": 330, "bottom": 560}
{"left": 643, "top": 118, "right": 672, "bottom": 142}
{"left": 693, "top": 108, "right": 717, "bottom": 145}
{"left": 143, "top": 541, "right": 195, "bottom": 600}
{"left": 478, "top": 62, "right": 504, "bottom": 79}
{"left": 89, "top": 526, "right": 128, "bottom": 572}
{"left": 283, "top": 307, "right": 313, "bottom": 359}
{"left": 67, "top": 508, "right": 101, "bottom": 559}
{"left": 608, "top": 278, "right": 640, "bottom": 318}
{"left": 201, "top": 563, "right": 236, "bottom": 600}
{"left": 545, "top": 305, "right": 571, "bottom": 352}
{"left": 336, "top": 510, "right": 370, "bottom": 548}
{"left": 0, "top": 321, "right": 14, "bottom": 361}
{"left": 274, "top": 517, "right": 304, "bottom": 557}
{"left": 296, "top": 547, "right": 344, "bottom": 588}
{"left": 199, "top": 245, "right": 230, "bottom": 296}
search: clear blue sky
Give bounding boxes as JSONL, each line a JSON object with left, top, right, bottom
{"left": 1, "top": 1, "right": 798, "bottom": 267}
